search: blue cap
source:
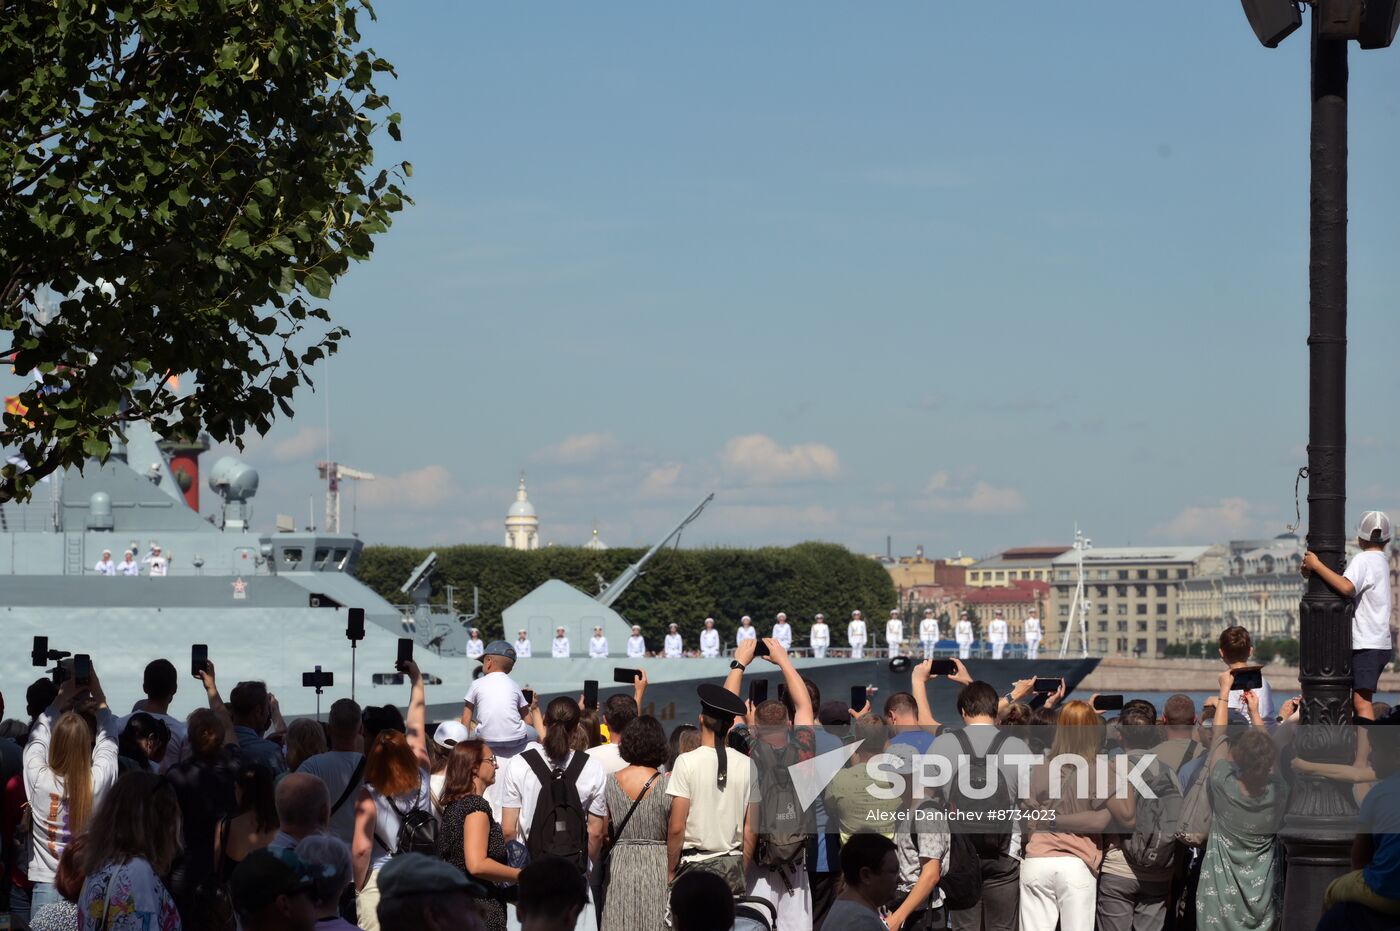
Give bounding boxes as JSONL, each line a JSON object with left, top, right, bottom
{"left": 483, "top": 640, "right": 516, "bottom": 661}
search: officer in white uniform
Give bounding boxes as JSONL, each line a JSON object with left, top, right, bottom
{"left": 466, "top": 629, "right": 485, "bottom": 660}
{"left": 627, "top": 625, "right": 647, "bottom": 658}
{"left": 809, "top": 614, "right": 830, "bottom": 658}
{"left": 736, "top": 616, "right": 757, "bottom": 647}
{"left": 1024, "top": 609, "right": 1042, "bottom": 660}
{"left": 664, "top": 623, "right": 684, "bottom": 658}
{"left": 919, "top": 609, "right": 940, "bottom": 659}
{"left": 955, "top": 613, "right": 975, "bottom": 660}
{"left": 772, "top": 613, "right": 793, "bottom": 651}
{"left": 551, "top": 627, "right": 570, "bottom": 658}
{"left": 848, "top": 610, "right": 867, "bottom": 659}
{"left": 144, "top": 545, "right": 168, "bottom": 577}
{"left": 118, "top": 550, "right": 140, "bottom": 576}
{"left": 589, "top": 626, "right": 609, "bottom": 659}
{"left": 515, "top": 629, "right": 532, "bottom": 658}
{"left": 885, "top": 610, "right": 903, "bottom": 658}
{"left": 988, "top": 611, "right": 1009, "bottom": 660}
{"left": 94, "top": 549, "right": 116, "bottom": 576}
{"left": 699, "top": 618, "right": 720, "bottom": 658}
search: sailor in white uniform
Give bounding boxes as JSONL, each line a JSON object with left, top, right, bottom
{"left": 919, "top": 609, "right": 940, "bottom": 659}
{"left": 886, "top": 610, "right": 904, "bottom": 658}
{"left": 144, "top": 545, "right": 168, "bottom": 577}
{"left": 589, "top": 626, "right": 609, "bottom": 659}
{"left": 664, "top": 623, "right": 684, "bottom": 658}
{"left": 466, "top": 629, "right": 485, "bottom": 660}
{"left": 1024, "top": 609, "right": 1043, "bottom": 660}
{"left": 772, "top": 613, "right": 793, "bottom": 651}
{"left": 810, "top": 613, "right": 830, "bottom": 659}
{"left": 699, "top": 618, "right": 720, "bottom": 658}
{"left": 955, "top": 613, "right": 975, "bottom": 660}
{"left": 551, "top": 627, "right": 570, "bottom": 659}
{"left": 848, "top": 610, "right": 867, "bottom": 659}
{"left": 118, "top": 550, "right": 140, "bottom": 576}
{"left": 988, "top": 611, "right": 1009, "bottom": 660}
{"left": 736, "top": 616, "right": 758, "bottom": 647}
{"left": 94, "top": 549, "right": 116, "bottom": 576}
{"left": 515, "top": 630, "right": 532, "bottom": 658}
{"left": 627, "top": 625, "right": 648, "bottom": 658}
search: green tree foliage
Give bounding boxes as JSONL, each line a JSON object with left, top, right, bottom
{"left": 357, "top": 541, "right": 899, "bottom": 644}
{"left": 0, "top": 0, "right": 408, "bottom": 502}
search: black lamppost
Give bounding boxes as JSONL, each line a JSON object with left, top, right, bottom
{"left": 1239, "top": 2, "right": 1398, "bottom": 927}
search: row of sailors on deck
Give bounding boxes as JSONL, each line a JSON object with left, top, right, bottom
{"left": 461, "top": 607, "right": 1045, "bottom": 660}
{"left": 92, "top": 545, "right": 168, "bottom": 577}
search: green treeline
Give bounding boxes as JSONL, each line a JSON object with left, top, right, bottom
{"left": 356, "top": 541, "right": 897, "bottom": 644}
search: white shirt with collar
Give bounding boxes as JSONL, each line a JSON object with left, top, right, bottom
{"left": 1024, "top": 617, "right": 1042, "bottom": 639}
{"left": 810, "top": 623, "right": 830, "bottom": 647}
{"left": 772, "top": 623, "right": 792, "bottom": 649}
{"left": 956, "top": 621, "right": 974, "bottom": 643}
{"left": 664, "top": 633, "right": 683, "bottom": 657}
{"left": 589, "top": 636, "right": 609, "bottom": 659}
{"left": 118, "top": 558, "right": 140, "bottom": 576}
{"left": 551, "top": 636, "right": 570, "bottom": 658}
{"left": 466, "top": 639, "right": 485, "bottom": 659}
{"left": 736, "top": 625, "right": 757, "bottom": 643}
{"left": 699, "top": 628, "right": 720, "bottom": 657}
{"left": 515, "top": 638, "right": 532, "bottom": 658}
{"left": 94, "top": 558, "right": 116, "bottom": 576}
{"left": 848, "top": 620, "right": 866, "bottom": 644}
{"left": 626, "top": 635, "right": 647, "bottom": 658}
{"left": 886, "top": 619, "right": 903, "bottom": 641}
{"left": 920, "top": 616, "right": 940, "bottom": 642}
{"left": 989, "top": 619, "right": 1009, "bottom": 644}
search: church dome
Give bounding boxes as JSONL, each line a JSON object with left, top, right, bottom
{"left": 583, "top": 525, "right": 608, "bottom": 551}
{"left": 507, "top": 475, "right": 536, "bottom": 519}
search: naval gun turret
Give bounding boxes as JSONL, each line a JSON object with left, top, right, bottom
{"left": 502, "top": 493, "right": 715, "bottom": 655}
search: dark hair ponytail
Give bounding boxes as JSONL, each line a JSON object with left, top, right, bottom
{"left": 701, "top": 712, "right": 733, "bottom": 788}
{"left": 544, "top": 697, "right": 581, "bottom": 764}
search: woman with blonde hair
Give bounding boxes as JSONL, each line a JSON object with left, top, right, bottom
{"left": 77, "top": 770, "right": 183, "bottom": 930}
{"left": 22, "top": 666, "right": 119, "bottom": 915}
{"left": 285, "top": 717, "right": 329, "bottom": 773}
{"left": 351, "top": 660, "right": 432, "bottom": 931}
{"left": 1020, "top": 699, "right": 1136, "bottom": 931}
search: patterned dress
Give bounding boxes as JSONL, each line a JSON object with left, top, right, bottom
{"left": 600, "top": 772, "right": 671, "bottom": 931}
{"left": 1196, "top": 760, "right": 1287, "bottom": 931}
{"left": 77, "top": 859, "right": 181, "bottom": 931}
{"left": 438, "top": 795, "right": 509, "bottom": 931}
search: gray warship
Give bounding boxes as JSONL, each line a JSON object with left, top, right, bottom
{"left": 0, "top": 424, "right": 1098, "bottom": 724}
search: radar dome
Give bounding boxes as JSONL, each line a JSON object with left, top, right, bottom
{"left": 207, "top": 456, "right": 259, "bottom": 502}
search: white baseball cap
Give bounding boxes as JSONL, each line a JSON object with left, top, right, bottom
{"left": 433, "top": 721, "right": 470, "bottom": 747}
{"left": 1359, "top": 510, "right": 1392, "bottom": 544}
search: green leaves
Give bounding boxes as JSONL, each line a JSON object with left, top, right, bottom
{"left": 0, "top": 0, "right": 411, "bottom": 503}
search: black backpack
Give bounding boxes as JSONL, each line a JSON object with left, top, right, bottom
{"left": 375, "top": 783, "right": 439, "bottom": 858}
{"left": 522, "top": 749, "right": 589, "bottom": 873}
{"left": 749, "top": 741, "right": 808, "bottom": 882}
{"left": 947, "top": 729, "right": 1014, "bottom": 860}
{"left": 908, "top": 799, "right": 982, "bottom": 913}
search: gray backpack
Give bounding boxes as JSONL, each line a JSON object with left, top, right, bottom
{"left": 1121, "top": 749, "right": 1184, "bottom": 870}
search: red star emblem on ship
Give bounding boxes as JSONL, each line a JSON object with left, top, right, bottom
{"left": 232, "top": 578, "right": 247, "bottom": 596}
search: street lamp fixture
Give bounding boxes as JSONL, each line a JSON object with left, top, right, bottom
{"left": 1238, "top": 1, "right": 1395, "bottom": 927}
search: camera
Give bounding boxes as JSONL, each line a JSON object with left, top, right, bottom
{"left": 302, "top": 666, "right": 334, "bottom": 689}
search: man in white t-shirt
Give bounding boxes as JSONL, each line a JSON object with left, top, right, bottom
{"left": 1304, "top": 510, "right": 1396, "bottom": 719}
{"left": 588, "top": 626, "right": 609, "bottom": 659}
{"left": 919, "top": 609, "right": 940, "bottom": 659}
{"left": 666, "top": 684, "right": 759, "bottom": 892}
{"left": 296, "top": 698, "right": 365, "bottom": 846}
{"left": 500, "top": 725, "right": 608, "bottom": 879}
{"left": 466, "top": 629, "right": 485, "bottom": 660}
{"left": 736, "top": 616, "right": 757, "bottom": 646}
{"left": 626, "top": 625, "right": 647, "bottom": 658}
{"left": 552, "top": 628, "right": 570, "bottom": 659}
{"left": 461, "top": 641, "right": 533, "bottom": 759}
{"left": 988, "top": 611, "right": 1009, "bottom": 660}
{"left": 810, "top": 614, "right": 830, "bottom": 658}
{"left": 664, "top": 624, "right": 684, "bottom": 658}
{"left": 94, "top": 549, "right": 116, "bottom": 575}
{"left": 515, "top": 629, "right": 532, "bottom": 658}
{"left": 117, "top": 659, "right": 188, "bottom": 772}
{"left": 848, "top": 611, "right": 867, "bottom": 659}
{"left": 772, "top": 613, "right": 793, "bottom": 651}
{"left": 699, "top": 618, "right": 721, "bottom": 658}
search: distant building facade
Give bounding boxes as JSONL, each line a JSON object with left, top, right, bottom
{"left": 963, "top": 580, "right": 1050, "bottom": 642}
{"left": 1049, "top": 545, "right": 1227, "bottom": 658}
{"left": 504, "top": 474, "right": 540, "bottom": 551}
{"left": 886, "top": 547, "right": 968, "bottom": 595}
{"left": 967, "top": 546, "right": 1071, "bottom": 587}
{"left": 1178, "top": 537, "right": 1305, "bottom": 649}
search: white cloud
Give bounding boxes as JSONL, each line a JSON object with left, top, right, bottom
{"left": 721, "top": 434, "right": 841, "bottom": 484}
{"left": 923, "top": 471, "right": 1025, "bottom": 515}
{"left": 356, "top": 465, "right": 459, "bottom": 511}
{"left": 640, "top": 463, "right": 684, "bottom": 497}
{"left": 264, "top": 426, "right": 329, "bottom": 464}
{"left": 1153, "top": 497, "right": 1256, "bottom": 542}
{"left": 530, "top": 433, "right": 615, "bottom": 465}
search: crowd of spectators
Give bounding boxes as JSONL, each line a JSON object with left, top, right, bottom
{"left": 0, "top": 619, "right": 1394, "bottom": 931}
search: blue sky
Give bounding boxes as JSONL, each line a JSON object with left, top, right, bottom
{"left": 17, "top": 3, "right": 1400, "bottom": 555}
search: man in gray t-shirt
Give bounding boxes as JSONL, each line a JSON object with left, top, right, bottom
{"left": 296, "top": 698, "right": 365, "bottom": 845}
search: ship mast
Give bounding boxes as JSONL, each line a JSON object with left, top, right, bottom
{"left": 1058, "top": 524, "right": 1091, "bottom": 658}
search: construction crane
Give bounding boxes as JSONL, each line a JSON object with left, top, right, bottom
{"left": 317, "top": 461, "right": 375, "bottom": 534}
